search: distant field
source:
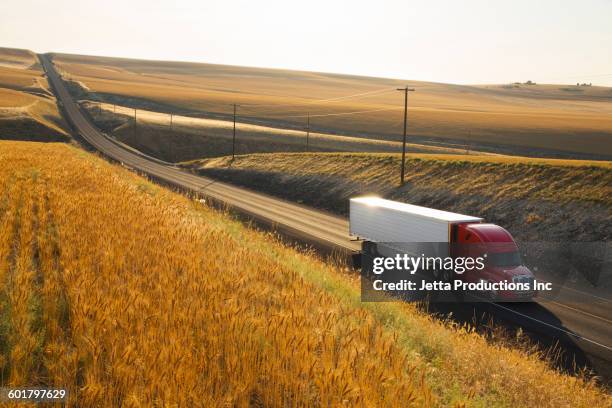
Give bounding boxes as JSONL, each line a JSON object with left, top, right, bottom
{"left": 187, "top": 152, "right": 612, "bottom": 242}
{"left": 82, "top": 101, "right": 480, "bottom": 162}
{"left": 1, "top": 140, "right": 608, "bottom": 406}
{"left": 53, "top": 52, "right": 612, "bottom": 159}
{"left": 0, "top": 48, "right": 68, "bottom": 141}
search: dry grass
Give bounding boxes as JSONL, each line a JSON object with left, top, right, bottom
{"left": 52, "top": 52, "right": 612, "bottom": 158}
{"left": 0, "top": 48, "right": 68, "bottom": 141}
{"left": 191, "top": 152, "right": 612, "bottom": 206}
{"left": 188, "top": 152, "right": 612, "bottom": 242}
{"left": 0, "top": 140, "right": 609, "bottom": 406}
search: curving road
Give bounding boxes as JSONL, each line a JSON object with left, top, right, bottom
{"left": 39, "top": 54, "right": 611, "bottom": 381}
{"left": 39, "top": 54, "right": 357, "bottom": 253}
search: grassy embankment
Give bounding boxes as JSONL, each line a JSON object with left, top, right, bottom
{"left": 52, "top": 52, "right": 612, "bottom": 159}
{"left": 0, "top": 48, "right": 68, "bottom": 141}
{"left": 187, "top": 153, "right": 612, "bottom": 242}
{"left": 0, "top": 140, "right": 609, "bottom": 406}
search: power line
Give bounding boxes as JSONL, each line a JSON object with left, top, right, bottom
{"left": 312, "top": 88, "right": 397, "bottom": 104}
{"left": 124, "top": 81, "right": 412, "bottom": 154}
{"left": 240, "top": 87, "right": 396, "bottom": 113}
{"left": 242, "top": 87, "right": 394, "bottom": 107}
{"left": 246, "top": 106, "right": 402, "bottom": 120}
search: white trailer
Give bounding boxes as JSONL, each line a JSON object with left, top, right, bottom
{"left": 349, "top": 197, "right": 482, "bottom": 257}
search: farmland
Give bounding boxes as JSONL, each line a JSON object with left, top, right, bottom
{"left": 0, "top": 140, "right": 609, "bottom": 406}
{"left": 52, "top": 52, "right": 612, "bottom": 159}
{"left": 81, "top": 101, "right": 473, "bottom": 162}
{"left": 0, "top": 48, "right": 68, "bottom": 141}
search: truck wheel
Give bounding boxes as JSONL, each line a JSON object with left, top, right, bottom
{"left": 453, "top": 288, "right": 465, "bottom": 302}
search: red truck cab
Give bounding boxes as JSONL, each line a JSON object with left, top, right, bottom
{"left": 453, "top": 222, "right": 536, "bottom": 301}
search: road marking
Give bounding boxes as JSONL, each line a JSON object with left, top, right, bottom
{"left": 558, "top": 285, "right": 610, "bottom": 304}
{"left": 490, "top": 301, "right": 612, "bottom": 352}
{"left": 539, "top": 299, "right": 612, "bottom": 325}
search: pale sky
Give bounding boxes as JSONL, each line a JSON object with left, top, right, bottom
{"left": 2, "top": 0, "right": 612, "bottom": 85}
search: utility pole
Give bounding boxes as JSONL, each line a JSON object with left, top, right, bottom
{"left": 397, "top": 86, "right": 415, "bottom": 185}
{"left": 232, "top": 104, "right": 237, "bottom": 160}
{"left": 134, "top": 108, "right": 137, "bottom": 136}
{"left": 306, "top": 113, "right": 310, "bottom": 152}
{"left": 170, "top": 113, "right": 173, "bottom": 130}
{"left": 466, "top": 130, "right": 471, "bottom": 154}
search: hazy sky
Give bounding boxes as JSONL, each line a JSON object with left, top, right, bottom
{"left": 2, "top": 0, "right": 612, "bottom": 85}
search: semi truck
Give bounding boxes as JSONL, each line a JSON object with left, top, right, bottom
{"left": 349, "top": 197, "right": 536, "bottom": 301}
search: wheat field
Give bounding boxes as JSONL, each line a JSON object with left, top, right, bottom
{"left": 0, "top": 141, "right": 609, "bottom": 407}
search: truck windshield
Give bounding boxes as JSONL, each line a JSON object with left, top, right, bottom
{"left": 487, "top": 251, "right": 522, "bottom": 267}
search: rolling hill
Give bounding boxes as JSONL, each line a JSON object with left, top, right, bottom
{"left": 79, "top": 100, "right": 479, "bottom": 162}
{"left": 0, "top": 48, "right": 68, "bottom": 141}
{"left": 52, "top": 52, "right": 612, "bottom": 159}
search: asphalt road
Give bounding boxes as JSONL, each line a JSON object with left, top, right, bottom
{"left": 39, "top": 54, "right": 612, "bottom": 381}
